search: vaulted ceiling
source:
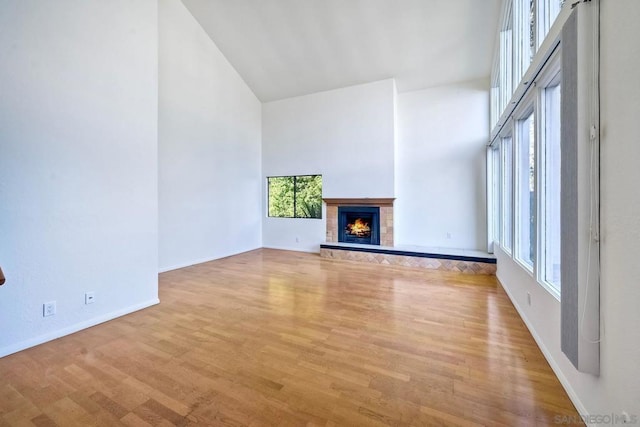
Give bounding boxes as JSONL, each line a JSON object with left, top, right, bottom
{"left": 181, "top": 0, "right": 501, "bottom": 102}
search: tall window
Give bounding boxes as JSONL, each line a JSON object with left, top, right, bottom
{"left": 514, "top": 0, "right": 534, "bottom": 86}
{"left": 529, "top": 0, "right": 536, "bottom": 62}
{"left": 541, "top": 83, "right": 561, "bottom": 289}
{"left": 489, "top": 0, "right": 565, "bottom": 297}
{"left": 501, "top": 136, "right": 513, "bottom": 252}
{"left": 268, "top": 175, "right": 322, "bottom": 219}
{"left": 537, "top": 0, "right": 564, "bottom": 49}
{"left": 492, "top": 147, "right": 501, "bottom": 244}
{"left": 491, "top": 84, "right": 500, "bottom": 128}
{"left": 491, "top": 0, "right": 565, "bottom": 123}
{"left": 516, "top": 111, "right": 536, "bottom": 269}
{"left": 499, "top": 15, "right": 513, "bottom": 115}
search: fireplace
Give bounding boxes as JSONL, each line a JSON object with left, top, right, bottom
{"left": 324, "top": 198, "right": 394, "bottom": 247}
{"left": 338, "top": 206, "right": 380, "bottom": 245}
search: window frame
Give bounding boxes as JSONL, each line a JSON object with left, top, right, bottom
{"left": 513, "top": 0, "right": 533, "bottom": 89}
{"left": 488, "top": 0, "right": 567, "bottom": 299}
{"left": 491, "top": 145, "right": 502, "bottom": 248}
{"left": 499, "top": 129, "right": 514, "bottom": 254}
{"left": 535, "top": 52, "right": 562, "bottom": 297}
{"left": 513, "top": 94, "right": 537, "bottom": 274}
{"left": 537, "top": 0, "right": 563, "bottom": 50}
{"left": 267, "top": 174, "right": 323, "bottom": 219}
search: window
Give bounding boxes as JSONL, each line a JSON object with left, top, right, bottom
{"left": 501, "top": 136, "right": 513, "bottom": 252}
{"left": 540, "top": 81, "right": 561, "bottom": 289}
{"left": 499, "top": 14, "right": 513, "bottom": 115}
{"left": 492, "top": 147, "right": 502, "bottom": 245}
{"left": 516, "top": 110, "right": 536, "bottom": 269}
{"left": 268, "top": 175, "right": 322, "bottom": 219}
{"left": 491, "top": 3, "right": 514, "bottom": 129}
{"left": 513, "top": 0, "right": 533, "bottom": 87}
{"left": 529, "top": 0, "right": 536, "bottom": 62}
{"left": 500, "top": 30, "right": 512, "bottom": 113}
{"left": 491, "top": 84, "right": 500, "bottom": 128}
{"left": 490, "top": 0, "right": 566, "bottom": 130}
{"left": 537, "top": 0, "right": 564, "bottom": 49}
{"left": 489, "top": 0, "right": 566, "bottom": 297}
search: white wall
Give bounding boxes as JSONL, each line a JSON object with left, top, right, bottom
{"left": 396, "top": 80, "right": 489, "bottom": 250}
{"left": 261, "top": 79, "right": 396, "bottom": 252}
{"left": 497, "top": 1, "right": 640, "bottom": 423}
{"left": 495, "top": 247, "right": 599, "bottom": 418}
{"left": 596, "top": 0, "right": 640, "bottom": 418}
{"left": 0, "top": 1, "right": 159, "bottom": 357}
{"left": 158, "top": 0, "right": 263, "bottom": 271}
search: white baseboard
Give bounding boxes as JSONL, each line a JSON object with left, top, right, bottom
{"left": 497, "top": 277, "right": 591, "bottom": 424}
{"left": 158, "top": 247, "right": 263, "bottom": 273}
{"left": 159, "top": 247, "right": 321, "bottom": 274}
{"left": 0, "top": 298, "right": 159, "bottom": 358}
{"left": 159, "top": 256, "right": 221, "bottom": 273}
{"left": 261, "top": 245, "right": 319, "bottom": 254}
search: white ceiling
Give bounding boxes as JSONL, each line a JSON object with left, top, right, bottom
{"left": 181, "top": 0, "right": 501, "bottom": 102}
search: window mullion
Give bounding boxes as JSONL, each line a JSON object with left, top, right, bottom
{"left": 293, "top": 176, "right": 297, "bottom": 218}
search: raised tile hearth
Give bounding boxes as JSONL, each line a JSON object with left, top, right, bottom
{"left": 322, "top": 197, "right": 495, "bottom": 275}
{"left": 320, "top": 243, "right": 497, "bottom": 275}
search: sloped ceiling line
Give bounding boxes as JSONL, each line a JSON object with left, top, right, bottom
{"left": 181, "top": 0, "right": 501, "bottom": 102}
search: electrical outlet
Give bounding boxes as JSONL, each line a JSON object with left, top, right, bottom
{"left": 85, "top": 292, "right": 95, "bottom": 305}
{"left": 446, "top": 232, "right": 452, "bottom": 239}
{"left": 295, "top": 236, "right": 299, "bottom": 243}
{"left": 527, "top": 292, "right": 532, "bottom": 306}
{"left": 621, "top": 411, "right": 631, "bottom": 424}
{"left": 43, "top": 301, "right": 56, "bottom": 317}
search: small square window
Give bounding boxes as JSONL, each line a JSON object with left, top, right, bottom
{"left": 267, "top": 175, "right": 322, "bottom": 219}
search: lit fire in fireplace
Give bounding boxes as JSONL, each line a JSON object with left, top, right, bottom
{"left": 346, "top": 218, "right": 371, "bottom": 237}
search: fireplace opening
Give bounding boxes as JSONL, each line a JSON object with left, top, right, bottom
{"left": 347, "top": 217, "right": 371, "bottom": 238}
{"left": 338, "top": 206, "right": 380, "bottom": 245}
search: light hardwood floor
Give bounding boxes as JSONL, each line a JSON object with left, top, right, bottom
{"left": 0, "top": 249, "right": 582, "bottom": 426}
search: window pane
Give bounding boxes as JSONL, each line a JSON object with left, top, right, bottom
{"left": 543, "top": 84, "right": 561, "bottom": 288}
{"left": 500, "top": 29, "right": 513, "bottom": 111}
{"left": 529, "top": 0, "right": 536, "bottom": 62}
{"left": 491, "top": 86, "right": 500, "bottom": 127}
{"left": 268, "top": 176, "right": 294, "bottom": 217}
{"left": 493, "top": 148, "right": 501, "bottom": 244}
{"left": 294, "top": 175, "right": 322, "bottom": 219}
{"left": 268, "top": 175, "right": 322, "bottom": 219}
{"left": 514, "top": 0, "right": 533, "bottom": 86}
{"left": 538, "top": 0, "right": 563, "bottom": 49}
{"left": 517, "top": 112, "right": 535, "bottom": 268}
{"left": 501, "top": 137, "right": 513, "bottom": 251}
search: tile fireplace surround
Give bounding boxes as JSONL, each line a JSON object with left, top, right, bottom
{"left": 323, "top": 198, "right": 394, "bottom": 246}
{"left": 321, "top": 198, "right": 496, "bottom": 275}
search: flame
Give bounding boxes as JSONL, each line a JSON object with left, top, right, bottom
{"left": 346, "top": 218, "right": 371, "bottom": 237}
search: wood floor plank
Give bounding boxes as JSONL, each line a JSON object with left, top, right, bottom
{"left": 0, "top": 249, "right": 582, "bottom": 426}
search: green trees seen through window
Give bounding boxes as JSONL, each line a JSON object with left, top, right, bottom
{"left": 268, "top": 175, "right": 322, "bottom": 219}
